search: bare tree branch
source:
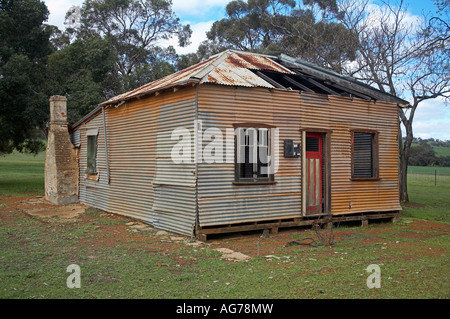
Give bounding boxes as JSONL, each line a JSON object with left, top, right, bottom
{"left": 336, "top": 0, "right": 449, "bottom": 202}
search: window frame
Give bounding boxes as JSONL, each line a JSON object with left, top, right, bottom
{"left": 233, "top": 123, "right": 276, "bottom": 186}
{"left": 86, "top": 128, "right": 99, "bottom": 178}
{"left": 351, "top": 129, "right": 379, "bottom": 181}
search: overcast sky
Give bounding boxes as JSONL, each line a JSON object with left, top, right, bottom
{"left": 43, "top": 0, "right": 449, "bottom": 141}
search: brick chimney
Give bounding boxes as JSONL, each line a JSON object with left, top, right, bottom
{"left": 45, "top": 96, "right": 79, "bottom": 204}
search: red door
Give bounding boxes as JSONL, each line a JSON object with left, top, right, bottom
{"left": 305, "top": 133, "right": 322, "bottom": 214}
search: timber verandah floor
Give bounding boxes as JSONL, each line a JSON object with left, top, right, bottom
{"left": 195, "top": 211, "right": 401, "bottom": 242}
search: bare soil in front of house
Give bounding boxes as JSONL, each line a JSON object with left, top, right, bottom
{"left": 1, "top": 194, "right": 449, "bottom": 299}
{"left": 4, "top": 194, "right": 447, "bottom": 256}
{"left": 2, "top": 194, "right": 449, "bottom": 259}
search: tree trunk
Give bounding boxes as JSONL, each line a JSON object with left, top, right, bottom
{"left": 399, "top": 145, "right": 409, "bottom": 203}
{"left": 399, "top": 115, "right": 414, "bottom": 203}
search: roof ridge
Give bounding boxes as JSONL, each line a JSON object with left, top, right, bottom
{"left": 190, "top": 50, "right": 233, "bottom": 80}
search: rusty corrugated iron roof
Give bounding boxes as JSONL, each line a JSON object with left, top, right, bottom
{"left": 100, "top": 50, "right": 294, "bottom": 107}
{"left": 72, "top": 49, "right": 409, "bottom": 130}
{"left": 100, "top": 56, "right": 217, "bottom": 106}
{"left": 200, "top": 51, "right": 294, "bottom": 88}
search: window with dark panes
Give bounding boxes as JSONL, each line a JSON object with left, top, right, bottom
{"left": 352, "top": 131, "right": 378, "bottom": 179}
{"left": 306, "top": 136, "right": 320, "bottom": 152}
{"left": 86, "top": 134, "right": 98, "bottom": 175}
{"left": 235, "top": 127, "right": 274, "bottom": 184}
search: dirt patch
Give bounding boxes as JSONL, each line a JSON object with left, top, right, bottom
{"left": 408, "top": 219, "right": 450, "bottom": 233}
{"left": 17, "top": 196, "right": 87, "bottom": 219}
{"left": 1, "top": 194, "right": 448, "bottom": 264}
{"left": 126, "top": 221, "right": 154, "bottom": 232}
{"left": 0, "top": 195, "right": 31, "bottom": 206}
{"left": 204, "top": 220, "right": 450, "bottom": 259}
{"left": 25, "top": 205, "right": 87, "bottom": 219}
{"left": 215, "top": 247, "right": 251, "bottom": 262}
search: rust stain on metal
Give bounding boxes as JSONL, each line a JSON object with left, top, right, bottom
{"left": 210, "top": 68, "right": 236, "bottom": 85}
{"left": 233, "top": 52, "right": 293, "bottom": 74}
{"left": 206, "top": 74, "right": 218, "bottom": 82}
{"left": 101, "top": 50, "right": 295, "bottom": 107}
{"left": 226, "top": 54, "right": 247, "bottom": 69}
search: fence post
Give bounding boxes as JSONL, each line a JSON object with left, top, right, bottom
{"left": 435, "top": 169, "right": 437, "bottom": 186}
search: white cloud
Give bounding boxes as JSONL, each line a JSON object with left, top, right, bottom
{"left": 44, "top": 0, "right": 222, "bottom": 55}
{"left": 410, "top": 98, "right": 450, "bottom": 140}
{"left": 44, "top": 0, "right": 229, "bottom": 29}
{"left": 364, "top": 1, "right": 423, "bottom": 32}
{"left": 43, "top": 0, "right": 219, "bottom": 54}
{"left": 158, "top": 20, "right": 215, "bottom": 55}
{"left": 45, "top": 0, "right": 84, "bottom": 29}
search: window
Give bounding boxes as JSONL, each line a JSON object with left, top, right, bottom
{"left": 306, "top": 136, "right": 320, "bottom": 152}
{"left": 86, "top": 129, "right": 98, "bottom": 175}
{"left": 235, "top": 126, "right": 275, "bottom": 184}
{"left": 352, "top": 131, "right": 378, "bottom": 179}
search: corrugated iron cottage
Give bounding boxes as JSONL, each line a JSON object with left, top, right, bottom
{"left": 46, "top": 50, "right": 409, "bottom": 240}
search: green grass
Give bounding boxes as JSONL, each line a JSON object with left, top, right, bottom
{"left": 408, "top": 165, "right": 450, "bottom": 175}
{"left": 0, "top": 151, "right": 449, "bottom": 299}
{"left": 0, "top": 209, "right": 448, "bottom": 299}
{"left": 401, "top": 171, "right": 450, "bottom": 223}
{"left": 0, "top": 151, "right": 45, "bottom": 196}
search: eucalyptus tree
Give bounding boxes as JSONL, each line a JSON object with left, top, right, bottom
{"left": 0, "top": 0, "right": 54, "bottom": 154}
{"left": 78, "top": 0, "right": 192, "bottom": 92}
{"left": 199, "top": 0, "right": 358, "bottom": 72}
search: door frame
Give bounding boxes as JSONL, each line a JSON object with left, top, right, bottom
{"left": 300, "top": 129, "right": 331, "bottom": 216}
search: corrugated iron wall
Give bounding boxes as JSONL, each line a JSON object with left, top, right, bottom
{"left": 76, "top": 86, "right": 197, "bottom": 235}
{"left": 324, "top": 95, "right": 400, "bottom": 215}
{"left": 69, "top": 130, "right": 81, "bottom": 147}
{"left": 197, "top": 85, "right": 303, "bottom": 226}
{"left": 78, "top": 113, "right": 109, "bottom": 211}
{"left": 299, "top": 92, "right": 400, "bottom": 214}
{"left": 197, "top": 85, "right": 400, "bottom": 227}
{"left": 75, "top": 82, "right": 400, "bottom": 235}
{"left": 149, "top": 88, "right": 196, "bottom": 235}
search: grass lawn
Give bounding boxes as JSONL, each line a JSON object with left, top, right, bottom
{"left": 408, "top": 166, "right": 450, "bottom": 175}
{"left": 0, "top": 152, "right": 449, "bottom": 300}
{"left": 0, "top": 151, "right": 45, "bottom": 196}
{"left": 403, "top": 171, "right": 450, "bottom": 223}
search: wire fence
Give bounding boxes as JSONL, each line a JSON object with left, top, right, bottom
{"left": 407, "top": 167, "right": 450, "bottom": 186}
